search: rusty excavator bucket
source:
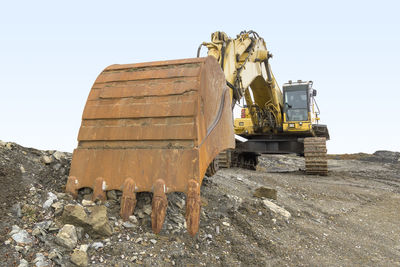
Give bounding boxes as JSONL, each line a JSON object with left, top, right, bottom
{"left": 66, "top": 57, "right": 235, "bottom": 236}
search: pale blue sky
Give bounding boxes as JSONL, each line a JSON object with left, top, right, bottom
{"left": 1, "top": 0, "right": 399, "bottom": 154}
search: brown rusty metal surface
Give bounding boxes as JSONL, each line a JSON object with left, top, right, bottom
{"left": 66, "top": 56, "right": 235, "bottom": 235}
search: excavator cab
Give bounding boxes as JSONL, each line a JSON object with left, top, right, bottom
{"left": 282, "top": 80, "right": 318, "bottom": 133}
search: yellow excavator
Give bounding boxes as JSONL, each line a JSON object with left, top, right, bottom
{"left": 66, "top": 31, "right": 329, "bottom": 236}
{"left": 199, "top": 31, "right": 329, "bottom": 173}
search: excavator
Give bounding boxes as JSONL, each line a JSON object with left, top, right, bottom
{"left": 198, "top": 31, "right": 329, "bottom": 173}
{"left": 66, "top": 31, "right": 329, "bottom": 237}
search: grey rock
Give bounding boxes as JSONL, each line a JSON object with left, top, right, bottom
{"left": 122, "top": 221, "right": 136, "bottom": 228}
{"left": 5, "top": 142, "right": 13, "bottom": 150}
{"left": 53, "top": 151, "right": 65, "bottom": 160}
{"left": 81, "top": 200, "right": 94, "bottom": 206}
{"left": 76, "top": 226, "right": 84, "bottom": 240}
{"left": 10, "top": 226, "right": 33, "bottom": 244}
{"left": 129, "top": 215, "right": 138, "bottom": 224}
{"left": 34, "top": 220, "right": 52, "bottom": 230}
{"left": 70, "top": 249, "right": 88, "bottom": 267}
{"left": 143, "top": 204, "right": 152, "bottom": 215}
{"left": 43, "top": 192, "right": 58, "bottom": 209}
{"left": 175, "top": 199, "right": 185, "bottom": 209}
{"left": 263, "top": 199, "right": 291, "bottom": 220}
{"left": 15, "top": 245, "right": 24, "bottom": 252}
{"left": 20, "top": 165, "right": 26, "bottom": 173}
{"left": 91, "top": 242, "right": 104, "bottom": 250}
{"left": 80, "top": 188, "right": 92, "bottom": 195}
{"left": 83, "top": 193, "right": 93, "bottom": 201}
{"left": 55, "top": 224, "right": 77, "bottom": 250}
{"left": 32, "top": 228, "right": 42, "bottom": 236}
{"left": 150, "top": 239, "right": 157, "bottom": 244}
{"left": 51, "top": 202, "right": 64, "bottom": 216}
{"left": 136, "top": 210, "right": 145, "bottom": 219}
{"left": 106, "top": 190, "right": 118, "bottom": 200}
{"left": 53, "top": 163, "right": 62, "bottom": 171}
{"left": 41, "top": 155, "right": 53, "bottom": 164}
{"left": 12, "top": 202, "right": 22, "bottom": 218}
{"left": 79, "top": 244, "right": 89, "bottom": 252}
{"left": 56, "top": 192, "right": 73, "bottom": 201}
{"left": 33, "top": 253, "right": 50, "bottom": 267}
{"left": 48, "top": 248, "right": 62, "bottom": 260}
{"left": 10, "top": 225, "right": 22, "bottom": 235}
{"left": 18, "top": 259, "right": 29, "bottom": 267}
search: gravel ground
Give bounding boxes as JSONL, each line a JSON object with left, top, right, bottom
{"left": 0, "top": 140, "right": 399, "bottom": 266}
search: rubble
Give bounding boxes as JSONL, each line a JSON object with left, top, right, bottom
{"left": 1, "top": 142, "right": 399, "bottom": 266}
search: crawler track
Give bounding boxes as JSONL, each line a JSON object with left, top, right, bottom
{"left": 217, "top": 150, "right": 259, "bottom": 170}
{"left": 304, "top": 137, "right": 328, "bottom": 175}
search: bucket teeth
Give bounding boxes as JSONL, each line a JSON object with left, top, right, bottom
{"left": 185, "top": 179, "right": 201, "bottom": 236}
{"left": 120, "top": 178, "right": 137, "bottom": 221}
{"left": 151, "top": 179, "right": 168, "bottom": 234}
{"left": 65, "top": 176, "right": 79, "bottom": 199}
{"left": 92, "top": 177, "right": 107, "bottom": 202}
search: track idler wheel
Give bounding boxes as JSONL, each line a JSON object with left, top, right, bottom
{"left": 120, "top": 178, "right": 137, "bottom": 221}
{"left": 185, "top": 179, "right": 201, "bottom": 236}
{"left": 205, "top": 158, "right": 219, "bottom": 177}
{"left": 151, "top": 179, "right": 168, "bottom": 234}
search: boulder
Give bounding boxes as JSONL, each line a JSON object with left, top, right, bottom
{"left": 61, "top": 204, "right": 89, "bottom": 227}
{"left": 253, "top": 187, "right": 277, "bottom": 200}
{"left": 263, "top": 200, "right": 291, "bottom": 220}
{"left": 70, "top": 249, "right": 88, "bottom": 267}
{"left": 55, "top": 224, "right": 77, "bottom": 250}
{"left": 89, "top": 206, "right": 112, "bottom": 237}
{"left": 61, "top": 204, "right": 112, "bottom": 238}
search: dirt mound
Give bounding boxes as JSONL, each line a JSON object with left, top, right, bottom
{"left": 328, "top": 150, "right": 400, "bottom": 163}
{"left": 0, "top": 141, "right": 399, "bottom": 266}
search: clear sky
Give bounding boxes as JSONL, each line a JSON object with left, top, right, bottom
{"left": 1, "top": 0, "right": 399, "bottom": 154}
